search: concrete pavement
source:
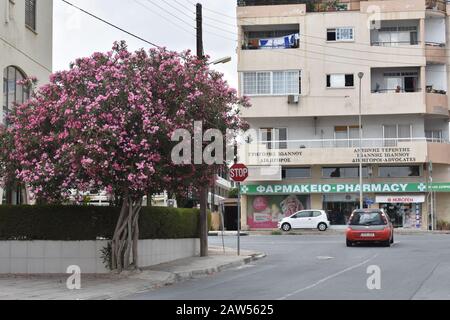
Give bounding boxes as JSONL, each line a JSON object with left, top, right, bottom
{"left": 126, "top": 234, "right": 450, "bottom": 300}
{"left": 0, "top": 246, "right": 265, "bottom": 300}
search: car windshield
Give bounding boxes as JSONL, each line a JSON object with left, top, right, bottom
{"left": 350, "top": 212, "right": 386, "bottom": 226}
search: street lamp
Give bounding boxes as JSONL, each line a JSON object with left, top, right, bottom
{"left": 358, "top": 72, "right": 364, "bottom": 210}
{"left": 210, "top": 56, "right": 232, "bottom": 65}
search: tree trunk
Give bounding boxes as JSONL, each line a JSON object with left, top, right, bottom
{"left": 111, "top": 196, "right": 142, "bottom": 272}
{"left": 199, "top": 187, "right": 208, "bottom": 257}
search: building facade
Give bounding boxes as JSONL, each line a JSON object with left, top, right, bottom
{"left": 0, "top": 0, "right": 53, "bottom": 204}
{"left": 237, "top": 0, "right": 450, "bottom": 230}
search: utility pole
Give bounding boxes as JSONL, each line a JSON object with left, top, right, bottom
{"left": 358, "top": 72, "right": 364, "bottom": 210}
{"left": 196, "top": 2, "right": 208, "bottom": 257}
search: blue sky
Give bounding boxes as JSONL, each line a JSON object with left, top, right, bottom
{"left": 53, "top": 0, "right": 238, "bottom": 88}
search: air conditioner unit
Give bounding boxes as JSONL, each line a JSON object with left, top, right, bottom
{"left": 288, "top": 95, "right": 299, "bottom": 104}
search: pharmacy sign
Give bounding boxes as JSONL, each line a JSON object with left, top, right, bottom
{"left": 240, "top": 182, "right": 450, "bottom": 195}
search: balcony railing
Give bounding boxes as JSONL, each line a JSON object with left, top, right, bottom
{"left": 371, "top": 40, "right": 421, "bottom": 47}
{"left": 252, "top": 138, "right": 447, "bottom": 150}
{"left": 372, "top": 88, "right": 422, "bottom": 94}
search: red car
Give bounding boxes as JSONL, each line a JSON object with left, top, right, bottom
{"left": 346, "top": 209, "right": 394, "bottom": 247}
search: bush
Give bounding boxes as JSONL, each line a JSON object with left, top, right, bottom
{"left": 0, "top": 205, "right": 200, "bottom": 241}
{"left": 437, "top": 220, "right": 450, "bottom": 231}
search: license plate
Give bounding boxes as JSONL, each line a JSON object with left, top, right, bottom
{"left": 361, "top": 233, "right": 375, "bottom": 238}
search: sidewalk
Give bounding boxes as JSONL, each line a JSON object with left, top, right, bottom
{"left": 0, "top": 246, "right": 265, "bottom": 300}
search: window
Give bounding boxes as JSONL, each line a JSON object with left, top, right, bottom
{"left": 2, "top": 66, "right": 29, "bottom": 125}
{"left": 383, "top": 124, "right": 412, "bottom": 146}
{"left": 378, "top": 166, "right": 421, "bottom": 178}
{"left": 282, "top": 168, "right": 311, "bottom": 179}
{"left": 297, "top": 211, "right": 312, "bottom": 218}
{"left": 327, "top": 74, "right": 354, "bottom": 88}
{"left": 426, "top": 130, "right": 444, "bottom": 143}
{"left": 313, "top": 211, "right": 322, "bottom": 218}
{"left": 322, "top": 167, "right": 369, "bottom": 179}
{"left": 350, "top": 211, "right": 386, "bottom": 226}
{"left": 25, "top": 0, "right": 36, "bottom": 31}
{"left": 373, "top": 26, "right": 418, "bottom": 46}
{"left": 260, "top": 128, "right": 287, "bottom": 149}
{"left": 334, "top": 125, "right": 361, "bottom": 147}
{"left": 327, "top": 28, "right": 354, "bottom": 41}
{"left": 242, "top": 71, "right": 301, "bottom": 96}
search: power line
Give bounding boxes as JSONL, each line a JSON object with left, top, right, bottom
{"left": 61, "top": 0, "right": 161, "bottom": 48}
{"left": 157, "top": 0, "right": 236, "bottom": 37}
{"left": 172, "top": 0, "right": 195, "bottom": 13}
{"left": 143, "top": 0, "right": 196, "bottom": 29}
{"left": 133, "top": 0, "right": 196, "bottom": 37}
{"left": 140, "top": 0, "right": 236, "bottom": 42}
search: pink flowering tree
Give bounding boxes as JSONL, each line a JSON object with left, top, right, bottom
{"left": 0, "top": 42, "right": 249, "bottom": 271}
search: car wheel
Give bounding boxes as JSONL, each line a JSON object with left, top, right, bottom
{"left": 318, "top": 223, "right": 328, "bottom": 232}
{"left": 346, "top": 240, "right": 353, "bottom": 247}
{"left": 282, "top": 223, "right": 291, "bottom": 232}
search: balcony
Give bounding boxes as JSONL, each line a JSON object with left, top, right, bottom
{"left": 240, "top": 138, "right": 430, "bottom": 166}
{"left": 428, "top": 142, "right": 450, "bottom": 164}
{"left": 241, "top": 25, "right": 300, "bottom": 50}
{"left": 426, "top": 93, "right": 448, "bottom": 116}
{"left": 425, "top": 43, "right": 446, "bottom": 64}
{"left": 425, "top": 0, "right": 447, "bottom": 15}
{"left": 371, "top": 20, "right": 420, "bottom": 48}
{"left": 371, "top": 67, "right": 421, "bottom": 94}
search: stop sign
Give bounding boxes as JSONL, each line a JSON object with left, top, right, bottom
{"left": 230, "top": 163, "right": 249, "bottom": 182}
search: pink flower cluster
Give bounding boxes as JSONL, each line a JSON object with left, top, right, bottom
{"left": 0, "top": 41, "right": 250, "bottom": 203}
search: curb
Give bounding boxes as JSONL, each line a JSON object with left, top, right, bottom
{"left": 86, "top": 251, "right": 266, "bottom": 300}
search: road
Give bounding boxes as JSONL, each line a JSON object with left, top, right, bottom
{"left": 125, "top": 234, "right": 450, "bottom": 300}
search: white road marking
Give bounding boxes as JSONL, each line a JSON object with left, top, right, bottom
{"left": 317, "top": 256, "right": 335, "bottom": 260}
{"left": 277, "top": 254, "right": 379, "bottom": 300}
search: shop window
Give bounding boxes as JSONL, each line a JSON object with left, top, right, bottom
{"left": 378, "top": 166, "right": 421, "bottom": 178}
{"left": 282, "top": 167, "right": 311, "bottom": 179}
{"left": 322, "top": 167, "right": 369, "bottom": 178}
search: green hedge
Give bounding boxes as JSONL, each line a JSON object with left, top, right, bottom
{"left": 0, "top": 205, "right": 201, "bottom": 241}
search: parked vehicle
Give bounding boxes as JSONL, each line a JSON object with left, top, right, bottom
{"left": 346, "top": 209, "right": 394, "bottom": 247}
{"left": 278, "top": 210, "right": 330, "bottom": 232}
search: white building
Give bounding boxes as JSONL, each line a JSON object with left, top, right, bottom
{"left": 0, "top": 0, "right": 53, "bottom": 204}
{"left": 237, "top": 0, "right": 450, "bottom": 231}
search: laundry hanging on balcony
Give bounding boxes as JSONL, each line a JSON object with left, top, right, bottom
{"left": 259, "top": 33, "right": 299, "bottom": 49}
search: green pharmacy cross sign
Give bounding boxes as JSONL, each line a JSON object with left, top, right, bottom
{"left": 240, "top": 183, "right": 450, "bottom": 195}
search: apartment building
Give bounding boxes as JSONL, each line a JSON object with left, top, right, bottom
{"left": 237, "top": 0, "right": 450, "bottom": 230}
{"left": 0, "top": 0, "right": 53, "bottom": 204}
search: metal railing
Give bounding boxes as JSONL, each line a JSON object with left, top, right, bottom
{"left": 371, "top": 41, "right": 420, "bottom": 47}
{"left": 248, "top": 137, "right": 446, "bottom": 150}
{"left": 371, "top": 88, "right": 422, "bottom": 93}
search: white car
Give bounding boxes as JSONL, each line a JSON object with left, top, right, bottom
{"left": 278, "top": 210, "right": 330, "bottom": 232}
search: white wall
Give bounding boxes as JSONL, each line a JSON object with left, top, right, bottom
{"left": 425, "top": 18, "right": 446, "bottom": 44}
{"left": 0, "top": 239, "right": 200, "bottom": 274}
{"left": 426, "top": 64, "right": 447, "bottom": 91}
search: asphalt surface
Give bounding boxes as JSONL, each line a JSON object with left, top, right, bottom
{"left": 125, "top": 234, "right": 450, "bottom": 300}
